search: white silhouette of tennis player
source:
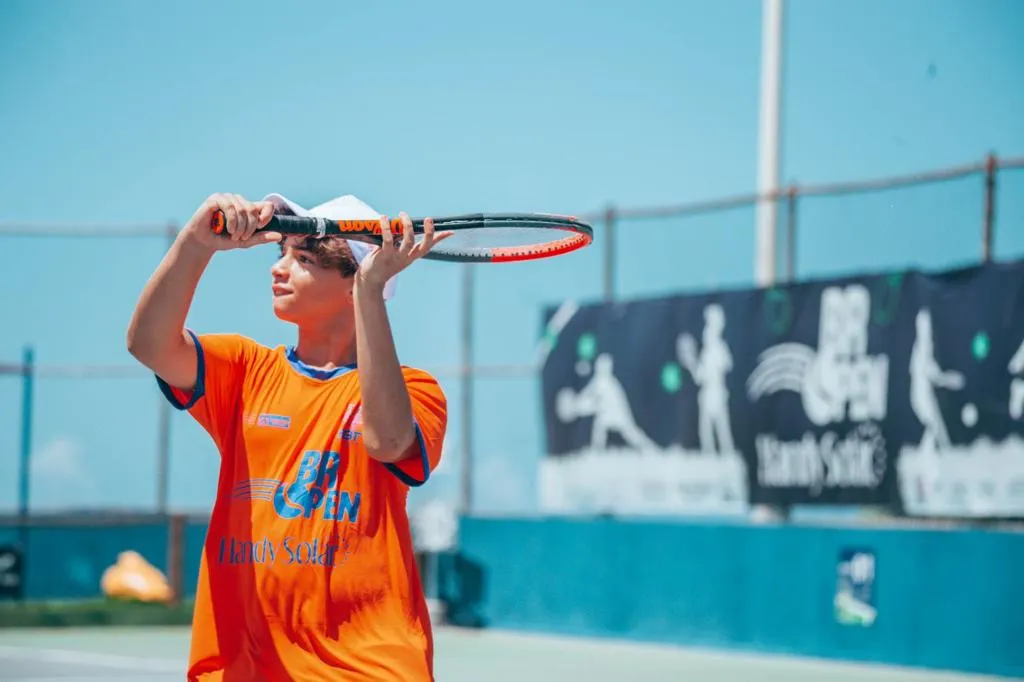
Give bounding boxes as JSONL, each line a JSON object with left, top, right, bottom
{"left": 1009, "top": 338, "right": 1024, "bottom": 420}
{"left": 678, "top": 304, "right": 736, "bottom": 455}
{"left": 570, "top": 353, "right": 656, "bottom": 450}
{"left": 909, "top": 309, "right": 964, "bottom": 452}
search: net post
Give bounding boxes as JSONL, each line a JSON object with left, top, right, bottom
{"left": 785, "top": 185, "right": 798, "bottom": 282}
{"left": 459, "top": 263, "right": 474, "bottom": 517}
{"left": 17, "top": 346, "right": 34, "bottom": 592}
{"left": 982, "top": 153, "right": 997, "bottom": 262}
{"left": 603, "top": 206, "right": 616, "bottom": 302}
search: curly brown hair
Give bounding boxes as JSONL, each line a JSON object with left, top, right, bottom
{"left": 274, "top": 204, "right": 359, "bottom": 278}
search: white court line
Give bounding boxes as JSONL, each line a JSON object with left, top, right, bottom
{"left": 440, "top": 628, "right": 1014, "bottom": 682}
{"left": 0, "top": 644, "right": 181, "bottom": 673}
{"left": 12, "top": 678, "right": 181, "bottom": 682}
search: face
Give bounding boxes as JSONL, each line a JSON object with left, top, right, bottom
{"left": 270, "top": 237, "right": 355, "bottom": 324}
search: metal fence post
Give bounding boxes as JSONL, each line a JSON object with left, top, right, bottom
{"left": 155, "top": 223, "right": 177, "bottom": 515}
{"left": 18, "top": 346, "right": 34, "bottom": 564}
{"left": 156, "top": 399, "right": 170, "bottom": 514}
{"left": 785, "top": 186, "right": 798, "bottom": 282}
{"left": 603, "top": 206, "right": 616, "bottom": 302}
{"left": 983, "top": 153, "right": 997, "bottom": 262}
{"left": 459, "top": 262, "right": 474, "bottom": 516}
{"left": 167, "top": 513, "right": 185, "bottom": 607}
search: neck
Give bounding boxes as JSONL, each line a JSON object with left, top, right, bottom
{"left": 293, "top": 318, "right": 357, "bottom": 368}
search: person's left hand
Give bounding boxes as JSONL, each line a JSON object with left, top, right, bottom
{"left": 356, "top": 212, "right": 452, "bottom": 291}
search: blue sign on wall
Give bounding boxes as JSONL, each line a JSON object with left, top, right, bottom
{"left": 0, "top": 544, "right": 23, "bottom": 600}
{"left": 835, "top": 547, "right": 876, "bottom": 627}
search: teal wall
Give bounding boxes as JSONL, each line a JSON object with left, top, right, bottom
{"left": 0, "top": 522, "right": 169, "bottom": 601}
{"left": 456, "top": 517, "right": 1024, "bottom": 679}
{"left": 5, "top": 516, "right": 1024, "bottom": 678}
{"left": 0, "top": 519, "right": 208, "bottom": 602}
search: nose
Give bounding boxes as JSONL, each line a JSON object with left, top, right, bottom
{"left": 271, "top": 256, "right": 288, "bottom": 281}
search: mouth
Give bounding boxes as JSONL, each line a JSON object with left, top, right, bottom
{"left": 272, "top": 284, "right": 292, "bottom": 296}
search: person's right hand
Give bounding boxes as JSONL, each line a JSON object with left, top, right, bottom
{"left": 181, "top": 193, "right": 282, "bottom": 252}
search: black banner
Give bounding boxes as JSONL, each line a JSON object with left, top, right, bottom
{"left": 539, "top": 259, "right": 1024, "bottom": 518}
{"left": 0, "top": 544, "right": 24, "bottom": 600}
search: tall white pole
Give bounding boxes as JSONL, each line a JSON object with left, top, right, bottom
{"left": 756, "top": 0, "right": 784, "bottom": 287}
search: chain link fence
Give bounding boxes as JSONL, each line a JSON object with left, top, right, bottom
{"left": 2, "top": 155, "right": 1022, "bottom": 522}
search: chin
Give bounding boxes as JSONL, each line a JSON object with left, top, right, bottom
{"left": 272, "top": 300, "right": 301, "bottom": 323}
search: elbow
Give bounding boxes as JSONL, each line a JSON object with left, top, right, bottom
{"left": 363, "top": 429, "right": 417, "bottom": 464}
{"left": 126, "top": 320, "right": 152, "bottom": 363}
{"left": 126, "top": 322, "right": 143, "bottom": 360}
{"left": 125, "top": 320, "right": 166, "bottom": 367}
{"left": 365, "top": 449, "right": 406, "bottom": 464}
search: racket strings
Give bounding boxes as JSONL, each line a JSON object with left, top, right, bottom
{"left": 428, "top": 227, "right": 579, "bottom": 254}
{"left": 265, "top": 214, "right": 593, "bottom": 263}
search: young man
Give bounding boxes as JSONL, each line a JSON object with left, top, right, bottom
{"left": 127, "top": 192, "right": 450, "bottom": 681}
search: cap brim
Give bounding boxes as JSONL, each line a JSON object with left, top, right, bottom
{"left": 263, "top": 193, "right": 311, "bottom": 217}
{"left": 262, "top": 192, "right": 396, "bottom": 301}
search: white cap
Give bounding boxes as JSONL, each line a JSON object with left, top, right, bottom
{"left": 263, "top": 192, "right": 397, "bottom": 301}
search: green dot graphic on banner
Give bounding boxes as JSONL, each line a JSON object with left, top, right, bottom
{"left": 763, "top": 288, "right": 792, "bottom": 336}
{"left": 972, "top": 331, "right": 990, "bottom": 361}
{"left": 661, "top": 363, "right": 682, "bottom": 393}
{"left": 577, "top": 333, "right": 597, "bottom": 361}
{"left": 871, "top": 272, "right": 903, "bottom": 326}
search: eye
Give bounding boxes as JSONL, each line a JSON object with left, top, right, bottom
{"left": 298, "top": 254, "right": 315, "bottom": 265}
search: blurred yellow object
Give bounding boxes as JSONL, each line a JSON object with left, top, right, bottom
{"left": 100, "top": 550, "right": 173, "bottom": 603}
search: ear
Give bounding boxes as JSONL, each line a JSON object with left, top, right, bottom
{"left": 339, "top": 274, "right": 356, "bottom": 300}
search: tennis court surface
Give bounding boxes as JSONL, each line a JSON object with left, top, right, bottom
{"left": 0, "top": 625, "right": 1015, "bottom": 682}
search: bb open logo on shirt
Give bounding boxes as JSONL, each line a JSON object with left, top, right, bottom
{"left": 232, "top": 450, "right": 362, "bottom": 523}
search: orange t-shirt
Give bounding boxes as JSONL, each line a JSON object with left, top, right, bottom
{"left": 156, "top": 331, "right": 447, "bottom": 681}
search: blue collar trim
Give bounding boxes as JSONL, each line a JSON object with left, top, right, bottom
{"left": 285, "top": 346, "right": 355, "bottom": 381}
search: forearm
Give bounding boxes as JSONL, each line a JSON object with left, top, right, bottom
{"left": 127, "top": 233, "right": 213, "bottom": 363}
{"left": 353, "top": 278, "right": 416, "bottom": 463}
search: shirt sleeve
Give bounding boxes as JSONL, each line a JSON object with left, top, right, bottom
{"left": 155, "top": 330, "right": 253, "bottom": 448}
{"left": 384, "top": 368, "right": 449, "bottom": 488}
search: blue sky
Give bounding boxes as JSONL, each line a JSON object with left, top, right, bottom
{"left": 0, "top": 0, "right": 1022, "bottom": 515}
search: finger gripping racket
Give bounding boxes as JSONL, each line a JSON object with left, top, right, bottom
{"left": 210, "top": 210, "right": 593, "bottom": 263}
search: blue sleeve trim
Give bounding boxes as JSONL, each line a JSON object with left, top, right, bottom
{"left": 384, "top": 422, "right": 431, "bottom": 487}
{"left": 154, "top": 329, "right": 206, "bottom": 411}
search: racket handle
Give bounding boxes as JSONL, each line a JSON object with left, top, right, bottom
{"left": 210, "top": 209, "right": 227, "bottom": 235}
{"left": 209, "top": 208, "right": 276, "bottom": 235}
{"left": 209, "top": 209, "right": 421, "bottom": 237}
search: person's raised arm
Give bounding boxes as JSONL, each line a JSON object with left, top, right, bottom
{"left": 126, "top": 194, "right": 279, "bottom": 390}
{"left": 354, "top": 213, "right": 450, "bottom": 464}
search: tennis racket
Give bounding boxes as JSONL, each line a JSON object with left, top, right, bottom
{"left": 211, "top": 210, "right": 593, "bottom": 263}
